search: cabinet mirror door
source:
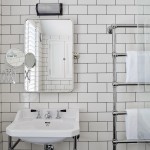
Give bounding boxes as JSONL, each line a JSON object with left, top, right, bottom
{"left": 24, "top": 19, "right": 74, "bottom": 92}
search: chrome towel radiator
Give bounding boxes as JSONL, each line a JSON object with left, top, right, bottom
{"left": 108, "top": 24, "right": 150, "bottom": 150}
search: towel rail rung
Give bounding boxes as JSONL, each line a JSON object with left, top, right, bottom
{"left": 113, "top": 140, "right": 150, "bottom": 144}
{"left": 113, "top": 82, "right": 150, "bottom": 86}
{"left": 113, "top": 111, "right": 127, "bottom": 115}
{"left": 112, "top": 53, "right": 127, "bottom": 57}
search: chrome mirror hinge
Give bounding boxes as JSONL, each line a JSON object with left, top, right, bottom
{"left": 73, "top": 52, "right": 80, "bottom": 59}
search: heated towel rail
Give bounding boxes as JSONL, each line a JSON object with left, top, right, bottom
{"left": 108, "top": 24, "right": 150, "bottom": 150}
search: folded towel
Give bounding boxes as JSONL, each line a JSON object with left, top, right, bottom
{"left": 126, "top": 51, "right": 150, "bottom": 83}
{"left": 126, "top": 109, "right": 138, "bottom": 140}
{"left": 126, "top": 109, "right": 150, "bottom": 140}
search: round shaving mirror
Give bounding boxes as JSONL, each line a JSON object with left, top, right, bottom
{"left": 25, "top": 53, "right": 36, "bottom": 69}
{"left": 6, "top": 49, "right": 25, "bottom": 68}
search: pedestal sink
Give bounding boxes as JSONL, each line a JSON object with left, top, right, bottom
{"left": 6, "top": 109, "right": 80, "bottom": 149}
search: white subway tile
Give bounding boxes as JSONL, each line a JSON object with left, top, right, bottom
{"left": 78, "top": 34, "right": 96, "bottom": 43}
{"left": 59, "top": 93, "right": 77, "bottom": 102}
{"left": 69, "top": 103, "right": 87, "bottom": 112}
{"left": 11, "top": 84, "right": 24, "bottom": 92}
{"left": 117, "top": 93, "right": 135, "bottom": 102}
{"left": 97, "top": 15, "right": 115, "bottom": 24}
{"left": 21, "top": 0, "right": 39, "bottom": 5}
{"left": 136, "top": 93, "right": 150, "bottom": 101}
{"left": 75, "top": 25, "right": 87, "bottom": 33}
{"left": 78, "top": 15, "right": 96, "bottom": 24}
{"left": 2, "top": 16, "right": 20, "bottom": 24}
{"left": 98, "top": 112, "right": 113, "bottom": 121}
{"left": 2, "top": 35, "right": 19, "bottom": 44}
{"left": 30, "top": 103, "right": 48, "bottom": 109}
{"left": 2, "top": 103, "right": 10, "bottom": 112}
{"left": 69, "top": 6, "right": 87, "bottom": 14}
{"left": 116, "top": 0, "right": 134, "bottom": 5}
{"left": 135, "top": 0, "right": 150, "bottom": 5}
{"left": 97, "top": 54, "right": 112, "bottom": 63}
{"left": 98, "top": 132, "right": 113, "bottom": 141}
{"left": 2, "top": 6, "right": 10, "bottom": 15}
{"left": 116, "top": 15, "right": 135, "bottom": 24}
{"left": 11, "top": 6, "right": 29, "bottom": 15}
{"left": 78, "top": 0, "right": 96, "bottom": 5}
{"left": 80, "top": 132, "right": 97, "bottom": 141}
{"left": 97, "top": 0, "right": 115, "bottom": 5}
{"left": 2, "top": 93, "right": 19, "bottom": 102}
{"left": 78, "top": 93, "right": 97, "bottom": 102}
{"left": 2, "top": 0, "right": 20, "bottom": 5}
{"left": 75, "top": 44, "right": 87, "bottom": 53}
{"left": 2, "top": 25, "right": 10, "bottom": 34}
{"left": 40, "top": 93, "right": 58, "bottom": 102}
{"left": 78, "top": 54, "right": 96, "bottom": 63}
{"left": 2, "top": 113, "right": 16, "bottom": 122}
{"left": 126, "top": 6, "right": 143, "bottom": 14}
{"left": 88, "top": 6, "right": 106, "bottom": 14}
{"left": 73, "top": 83, "right": 87, "bottom": 92}
{"left": 11, "top": 25, "right": 24, "bottom": 34}
{"left": 88, "top": 64, "right": 106, "bottom": 73}
{"left": 80, "top": 123, "right": 88, "bottom": 131}
{"left": 20, "top": 93, "right": 39, "bottom": 102}
{"left": 107, "top": 6, "right": 125, "bottom": 14}
{"left": 75, "top": 64, "right": 87, "bottom": 73}
{"left": 80, "top": 113, "right": 97, "bottom": 121}
{"left": 144, "top": 6, "right": 150, "bottom": 14}
{"left": 78, "top": 74, "right": 97, "bottom": 82}
{"left": 89, "top": 122, "right": 107, "bottom": 131}
{"left": 97, "top": 34, "right": 112, "bottom": 44}
{"left": 98, "top": 93, "right": 113, "bottom": 102}
{"left": 88, "top": 44, "right": 106, "bottom": 53}
{"left": 59, "top": 0, "right": 77, "bottom": 4}
{"left": 88, "top": 83, "right": 107, "bottom": 92}
{"left": 88, "top": 25, "right": 106, "bottom": 33}
{"left": 89, "top": 142, "right": 107, "bottom": 150}
{"left": 88, "top": 103, "right": 106, "bottom": 112}
{"left": 11, "top": 103, "right": 29, "bottom": 112}
{"left": 98, "top": 73, "right": 113, "bottom": 83}
{"left": 1, "top": 84, "right": 10, "bottom": 92}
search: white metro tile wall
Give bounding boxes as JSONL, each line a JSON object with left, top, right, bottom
{"left": 0, "top": 0, "right": 150, "bottom": 150}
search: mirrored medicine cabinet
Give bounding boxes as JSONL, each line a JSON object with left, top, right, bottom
{"left": 24, "top": 19, "right": 74, "bottom": 92}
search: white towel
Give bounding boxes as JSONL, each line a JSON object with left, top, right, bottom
{"left": 126, "top": 109, "right": 138, "bottom": 140}
{"left": 126, "top": 109, "right": 150, "bottom": 140}
{"left": 126, "top": 51, "right": 150, "bottom": 83}
{"left": 138, "top": 109, "right": 150, "bottom": 139}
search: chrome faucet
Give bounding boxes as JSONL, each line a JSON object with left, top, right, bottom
{"left": 56, "top": 110, "right": 61, "bottom": 119}
{"left": 36, "top": 110, "right": 42, "bottom": 119}
{"left": 56, "top": 109, "right": 67, "bottom": 119}
{"left": 45, "top": 111, "right": 52, "bottom": 119}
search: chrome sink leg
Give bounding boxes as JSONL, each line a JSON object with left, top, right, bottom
{"left": 8, "top": 136, "right": 12, "bottom": 150}
{"left": 44, "top": 145, "right": 54, "bottom": 150}
{"left": 73, "top": 136, "right": 77, "bottom": 150}
{"left": 8, "top": 136, "right": 21, "bottom": 150}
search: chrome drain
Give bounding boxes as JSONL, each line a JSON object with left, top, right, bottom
{"left": 44, "top": 145, "right": 54, "bottom": 150}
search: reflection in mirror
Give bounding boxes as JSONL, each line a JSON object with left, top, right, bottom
{"left": 6, "top": 49, "right": 25, "bottom": 68}
{"left": 25, "top": 53, "right": 36, "bottom": 69}
{"left": 24, "top": 19, "right": 74, "bottom": 92}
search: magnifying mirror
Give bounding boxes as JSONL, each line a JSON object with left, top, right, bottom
{"left": 25, "top": 53, "right": 36, "bottom": 69}
{"left": 6, "top": 49, "right": 25, "bottom": 68}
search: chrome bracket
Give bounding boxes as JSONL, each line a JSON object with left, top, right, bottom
{"left": 73, "top": 52, "right": 80, "bottom": 59}
{"left": 107, "top": 26, "right": 117, "bottom": 34}
{"left": 8, "top": 136, "right": 21, "bottom": 150}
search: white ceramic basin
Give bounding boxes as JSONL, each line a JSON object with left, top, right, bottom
{"left": 6, "top": 109, "right": 80, "bottom": 145}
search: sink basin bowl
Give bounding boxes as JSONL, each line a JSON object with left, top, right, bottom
{"left": 6, "top": 109, "right": 80, "bottom": 145}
